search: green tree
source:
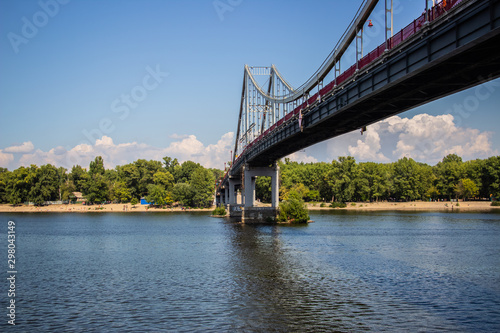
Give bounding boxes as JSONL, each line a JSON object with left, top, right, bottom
{"left": 455, "top": 178, "right": 479, "bottom": 200}
{"left": 28, "top": 164, "right": 60, "bottom": 205}
{"left": 305, "top": 190, "right": 321, "bottom": 202}
{"left": 83, "top": 173, "right": 109, "bottom": 204}
{"left": 392, "top": 157, "right": 429, "bottom": 201}
{"left": 163, "top": 156, "right": 179, "bottom": 174}
{"left": 69, "top": 165, "right": 87, "bottom": 192}
{"left": 480, "top": 156, "right": 500, "bottom": 199}
{"left": 190, "top": 168, "right": 215, "bottom": 208}
{"left": 104, "top": 169, "right": 119, "bottom": 183}
{"left": 463, "top": 159, "right": 483, "bottom": 192}
{"left": 111, "top": 181, "right": 132, "bottom": 203}
{"left": 146, "top": 184, "right": 168, "bottom": 206}
{"left": 435, "top": 154, "right": 465, "bottom": 200}
{"left": 279, "top": 160, "right": 305, "bottom": 190}
{"left": 172, "top": 182, "right": 194, "bottom": 207}
{"left": 82, "top": 157, "right": 110, "bottom": 204}
{"left": 308, "top": 162, "right": 333, "bottom": 201}
{"left": 6, "top": 166, "right": 30, "bottom": 205}
{"left": 0, "top": 168, "right": 10, "bottom": 203}
{"left": 117, "top": 163, "right": 140, "bottom": 199}
{"left": 134, "top": 159, "right": 163, "bottom": 198}
{"left": 281, "top": 183, "right": 309, "bottom": 201}
{"left": 426, "top": 186, "right": 440, "bottom": 200}
{"left": 89, "top": 156, "right": 105, "bottom": 177}
{"left": 416, "top": 162, "right": 435, "bottom": 200}
{"left": 256, "top": 176, "right": 272, "bottom": 203}
{"left": 60, "top": 180, "right": 76, "bottom": 202}
{"left": 174, "top": 160, "right": 203, "bottom": 183}
{"left": 153, "top": 170, "right": 175, "bottom": 189}
{"left": 326, "top": 156, "right": 358, "bottom": 202}
{"left": 358, "top": 162, "right": 390, "bottom": 201}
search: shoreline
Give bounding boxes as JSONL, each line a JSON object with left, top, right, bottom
{"left": 0, "top": 201, "right": 498, "bottom": 213}
{"left": 306, "top": 201, "right": 499, "bottom": 212}
{"left": 0, "top": 203, "right": 213, "bottom": 213}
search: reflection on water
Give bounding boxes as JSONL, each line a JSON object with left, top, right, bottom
{"left": 0, "top": 211, "right": 499, "bottom": 332}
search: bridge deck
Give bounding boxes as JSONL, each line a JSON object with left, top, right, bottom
{"left": 232, "top": 0, "right": 500, "bottom": 172}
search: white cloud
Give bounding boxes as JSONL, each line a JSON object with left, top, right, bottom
{"left": 3, "top": 113, "right": 497, "bottom": 170}
{"left": 388, "top": 114, "right": 496, "bottom": 163}
{"left": 286, "top": 150, "right": 318, "bottom": 163}
{"left": 169, "top": 134, "right": 190, "bottom": 140}
{"left": 348, "top": 123, "right": 390, "bottom": 162}
{"left": 4, "top": 141, "right": 34, "bottom": 153}
{"left": 164, "top": 135, "right": 205, "bottom": 158}
{"left": 14, "top": 133, "right": 235, "bottom": 170}
{"left": 0, "top": 150, "right": 14, "bottom": 168}
{"left": 325, "top": 113, "right": 497, "bottom": 164}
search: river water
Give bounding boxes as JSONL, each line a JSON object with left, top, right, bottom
{"left": 1, "top": 210, "right": 499, "bottom": 332}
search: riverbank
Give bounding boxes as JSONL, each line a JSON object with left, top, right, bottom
{"left": 0, "top": 203, "right": 213, "bottom": 213}
{"left": 0, "top": 201, "right": 498, "bottom": 213}
{"left": 307, "top": 201, "right": 499, "bottom": 211}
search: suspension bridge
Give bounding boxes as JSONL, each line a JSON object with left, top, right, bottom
{"left": 215, "top": 0, "right": 500, "bottom": 221}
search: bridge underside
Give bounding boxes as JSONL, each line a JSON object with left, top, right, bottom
{"left": 239, "top": 0, "right": 500, "bottom": 168}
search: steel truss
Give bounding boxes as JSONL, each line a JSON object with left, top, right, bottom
{"left": 232, "top": 0, "right": 398, "bottom": 162}
{"left": 234, "top": 65, "right": 296, "bottom": 159}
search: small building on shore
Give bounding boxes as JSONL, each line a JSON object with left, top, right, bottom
{"left": 71, "top": 192, "right": 86, "bottom": 204}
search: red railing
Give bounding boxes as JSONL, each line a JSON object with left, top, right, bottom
{"left": 224, "top": 0, "right": 463, "bottom": 182}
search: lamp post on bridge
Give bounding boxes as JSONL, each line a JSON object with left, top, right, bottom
{"left": 385, "top": 0, "right": 393, "bottom": 51}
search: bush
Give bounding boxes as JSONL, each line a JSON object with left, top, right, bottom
{"left": 130, "top": 198, "right": 138, "bottom": 206}
{"left": 329, "top": 202, "right": 347, "bottom": 208}
{"left": 278, "top": 197, "right": 309, "bottom": 223}
{"left": 212, "top": 206, "right": 227, "bottom": 216}
{"left": 320, "top": 202, "right": 326, "bottom": 208}
{"left": 491, "top": 201, "right": 500, "bottom": 206}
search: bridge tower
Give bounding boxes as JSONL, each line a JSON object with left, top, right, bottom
{"left": 233, "top": 65, "right": 295, "bottom": 159}
{"left": 224, "top": 66, "right": 296, "bottom": 221}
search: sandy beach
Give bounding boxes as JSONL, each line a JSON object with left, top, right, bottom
{"left": 0, "top": 203, "right": 213, "bottom": 213}
{"left": 306, "top": 201, "right": 499, "bottom": 212}
{"left": 0, "top": 201, "right": 498, "bottom": 213}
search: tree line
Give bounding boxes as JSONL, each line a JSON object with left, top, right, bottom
{"left": 1, "top": 153, "right": 498, "bottom": 207}
{"left": 256, "top": 154, "right": 500, "bottom": 203}
{"left": 0, "top": 156, "right": 223, "bottom": 208}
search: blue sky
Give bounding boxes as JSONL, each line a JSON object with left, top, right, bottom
{"left": 1, "top": 0, "right": 498, "bottom": 170}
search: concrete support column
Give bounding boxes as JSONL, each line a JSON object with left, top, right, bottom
{"left": 228, "top": 178, "right": 240, "bottom": 205}
{"left": 243, "top": 162, "right": 279, "bottom": 208}
{"left": 244, "top": 171, "right": 255, "bottom": 208}
{"left": 271, "top": 163, "right": 279, "bottom": 208}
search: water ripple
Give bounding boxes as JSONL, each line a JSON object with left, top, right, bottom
{"left": 0, "top": 211, "right": 499, "bottom": 332}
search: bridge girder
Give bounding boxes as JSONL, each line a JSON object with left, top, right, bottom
{"left": 229, "top": 0, "right": 500, "bottom": 175}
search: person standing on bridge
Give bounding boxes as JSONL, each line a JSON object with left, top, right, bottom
{"left": 299, "top": 110, "right": 303, "bottom": 132}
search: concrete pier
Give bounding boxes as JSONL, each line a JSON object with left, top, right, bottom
{"left": 217, "top": 162, "right": 280, "bottom": 222}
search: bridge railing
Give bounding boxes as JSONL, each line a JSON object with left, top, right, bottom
{"left": 221, "top": 0, "right": 464, "bottom": 188}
